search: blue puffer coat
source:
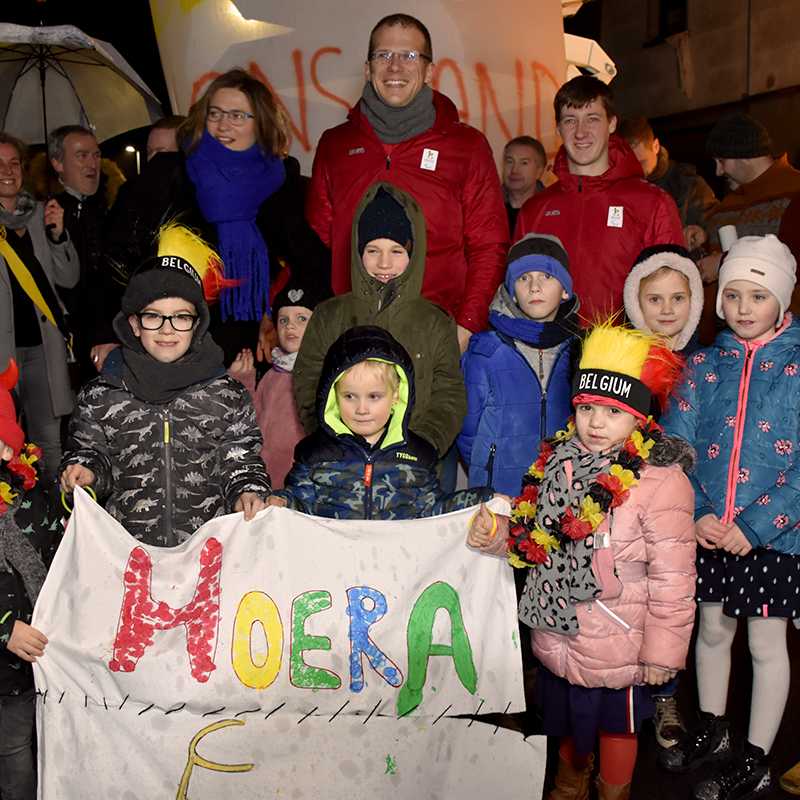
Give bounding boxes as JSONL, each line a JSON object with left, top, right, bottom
{"left": 458, "top": 290, "right": 578, "bottom": 496}
{"left": 662, "top": 316, "right": 800, "bottom": 554}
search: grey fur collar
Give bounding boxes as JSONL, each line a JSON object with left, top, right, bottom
{"left": 650, "top": 434, "right": 696, "bottom": 473}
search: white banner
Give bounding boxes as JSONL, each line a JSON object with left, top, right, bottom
{"left": 149, "top": 0, "right": 567, "bottom": 173}
{"left": 33, "top": 489, "right": 543, "bottom": 798}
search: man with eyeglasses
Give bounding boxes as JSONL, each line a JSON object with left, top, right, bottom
{"left": 307, "top": 13, "right": 508, "bottom": 355}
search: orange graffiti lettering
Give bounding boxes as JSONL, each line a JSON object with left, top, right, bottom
{"left": 432, "top": 58, "right": 469, "bottom": 123}
{"left": 514, "top": 59, "right": 525, "bottom": 137}
{"left": 249, "top": 58, "right": 310, "bottom": 152}
{"left": 310, "top": 47, "right": 351, "bottom": 112}
{"left": 190, "top": 70, "right": 221, "bottom": 105}
{"left": 475, "top": 62, "right": 513, "bottom": 142}
{"left": 532, "top": 61, "right": 561, "bottom": 141}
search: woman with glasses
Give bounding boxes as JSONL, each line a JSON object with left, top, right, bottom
{"left": 0, "top": 131, "right": 78, "bottom": 482}
{"left": 105, "top": 68, "right": 330, "bottom": 365}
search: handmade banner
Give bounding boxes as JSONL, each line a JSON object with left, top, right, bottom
{"left": 34, "top": 489, "right": 543, "bottom": 798}
{"left": 148, "top": 0, "right": 567, "bottom": 172}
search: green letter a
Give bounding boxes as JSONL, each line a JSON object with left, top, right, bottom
{"left": 396, "top": 581, "right": 477, "bottom": 717}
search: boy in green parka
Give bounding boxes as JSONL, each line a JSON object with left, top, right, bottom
{"left": 293, "top": 183, "right": 466, "bottom": 456}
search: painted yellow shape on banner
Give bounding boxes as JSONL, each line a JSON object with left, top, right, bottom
{"left": 231, "top": 590, "right": 284, "bottom": 689}
{"left": 176, "top": 719, "right": 254, "bottom": 800}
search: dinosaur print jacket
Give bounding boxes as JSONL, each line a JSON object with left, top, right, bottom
{"left": 61, "top": 373, "right": 271, "bottom": 546}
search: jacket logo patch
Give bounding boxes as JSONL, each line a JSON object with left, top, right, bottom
{"left": 420, "top": 148, "right": 439, "bottom": 171}
{"left": 348, "top": 147, "right": 365, "bottom": 156}
{"left": 544, "top": 209, "right": 560, "bottom": 217}
{"left": 396, "top": 452, "right": 418, "bottom": 462}
{"left": 607, "top": 206, "right": 624, "bottom": 228}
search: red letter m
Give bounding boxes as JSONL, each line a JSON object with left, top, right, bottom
{"left": 109, "top": 539, "right": 222, "bottom": 683}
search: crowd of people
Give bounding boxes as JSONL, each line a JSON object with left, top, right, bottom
{"left": 2, "top": 11, "right": 800, "bottom": 800}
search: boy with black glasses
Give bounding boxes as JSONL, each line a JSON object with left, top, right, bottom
{"left": 59, "top": 226, "right": 270, "bottom": 546}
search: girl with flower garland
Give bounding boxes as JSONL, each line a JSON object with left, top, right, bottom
{"left": 0, "top": 360, "right": 62, "bottom": 800}
{"left": 468, "top": 322, "right": 697, "bottom": 800}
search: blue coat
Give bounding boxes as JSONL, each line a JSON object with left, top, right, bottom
{"left": 458, "top": 296, "right": 577, "bottom": 496}
{"left": 663, "top": 317, "right": 800, "bottom": 554}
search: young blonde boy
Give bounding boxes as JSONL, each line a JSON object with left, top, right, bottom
{"left": 272, "top": 325, "right": 490, "bottom": 520}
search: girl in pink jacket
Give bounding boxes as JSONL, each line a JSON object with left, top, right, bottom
{"left": 469, "top": 322, "right": 697, "bottom": 800}
{"left": 230, "top": 277, "right": 329, "bottom": 488}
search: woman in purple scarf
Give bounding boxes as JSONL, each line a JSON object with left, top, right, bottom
{"left": 105, "top": 69, "right": 330, "bottom": 365}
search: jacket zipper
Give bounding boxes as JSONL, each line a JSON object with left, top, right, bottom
{"left": 538, "top": 349, "right": 547, "bottom": 435}
{"left": 161, "top": 408, "right": 175, "bottom": 545}
{"left": 385, "top": 155, "right": 391, "bottom": 171}
{"left": 722, "top": 342, "right": 758, "bottom": 523}
{"left": 485, "top": 444, "right": 496, "bottom": 488}
{"left": 363, "top": 453, "right": 375, "bottom": 519}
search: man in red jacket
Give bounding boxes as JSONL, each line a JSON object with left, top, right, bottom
{"left": 514, "top": 76, "right": 684, "bottom": 323}
{"left": 306, "top": 13, "right": 508, "bottom": 352}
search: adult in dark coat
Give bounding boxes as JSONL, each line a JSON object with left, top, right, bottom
{"left": 105, "top": 69, "right": 330, "bottom": 366}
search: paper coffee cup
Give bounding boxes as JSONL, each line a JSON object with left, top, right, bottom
{"left": 719, "top": 225, "right": 738, "bottom": 252}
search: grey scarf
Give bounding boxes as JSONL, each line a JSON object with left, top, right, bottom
{"left": 518, "top": 438, "right": 607, "bottom": 635}
{"left": 360, "top": 82, "right": 436, "bottom": 144}
{"left": 0, "top": 191, "right": 37, "bottom": 230}
{"left": 0, "top": 493, "right": 48, "bottom": 608}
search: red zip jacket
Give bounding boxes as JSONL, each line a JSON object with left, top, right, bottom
{"left": 306, "top": 91, "right": 509, "bottom": 333}
{"left": 514, "top": 135, "right": 684, "bottom": 323}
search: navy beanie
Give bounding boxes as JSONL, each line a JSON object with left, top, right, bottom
{"left": 357, "top": 187, "right": 414, "bottom": 255}
{"left": 505, "top": 234, "right": 572, "bottom": 299}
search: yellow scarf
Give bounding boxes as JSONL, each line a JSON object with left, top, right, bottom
{"left": 0, "top": 224, "right": 57, "bottom": 327}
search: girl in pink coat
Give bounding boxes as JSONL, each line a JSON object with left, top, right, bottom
{"left": 230, "top": 277, "right": 329, "bottom": 488}
{"left": 469, "top": 322, "right": 697, "bottom": 800}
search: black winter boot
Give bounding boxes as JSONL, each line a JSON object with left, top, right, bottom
{"left": 659, "top": 710, "right": 731, "bottom": 772}
{"left": 692, "top": 742, "right": 772, "bottom": 800}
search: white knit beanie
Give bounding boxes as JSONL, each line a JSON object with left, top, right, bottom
{"left": 716, "top": 234, "right": 797, "bottom": 321}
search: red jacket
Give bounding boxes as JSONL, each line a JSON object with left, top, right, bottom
{"left": 515, "top": 135, "right": 684, "bottom": 322}
{"left": 306, "top": 91, "right": 509, "bottom": 332}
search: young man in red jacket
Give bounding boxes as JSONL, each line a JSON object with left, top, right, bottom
{"left": 306, "top": 13, "right": 508, "bottom": 352}
{"left": 514, "top": 76, "right": 684, "bottom": 323}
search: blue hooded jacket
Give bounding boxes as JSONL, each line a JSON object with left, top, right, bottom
{"left": 663, "top": 316, "right": 800, "bottom": 554}
{"left": 458, "top": 288, "right": 578, "bottom": 496}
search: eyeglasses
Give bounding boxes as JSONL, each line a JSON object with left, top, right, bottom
{"left": 369, "top": 49, "right": 432, "bottom": 65}
{"left": 206, "top": 107, "right": 255, "bottom": 126}
{"left": 136, "top": 312, "right": 198, "bottom": 332}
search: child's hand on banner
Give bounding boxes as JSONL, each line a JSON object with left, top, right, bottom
{"left": 7, "top": 620, "right": 48, "bottom": 663}
{"left": 234, "top": 492, "right": 268, "bottom": 520}
{"left": 60, "top": 464, "right": 95, "bottom": 493}
{"left": 266, "top": 495, "right": 288, "bottom": 508}
{"left": 467, "top": 504, "right": 497, "bottom": 548}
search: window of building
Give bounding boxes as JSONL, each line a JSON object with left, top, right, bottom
{"left": 645, "top": 0, "right": 688, "bottom": 45}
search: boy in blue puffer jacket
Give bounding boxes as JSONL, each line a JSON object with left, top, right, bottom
{"left": 662, "top": 234, "right": 800, "bottom": 800}
{"left": 458, "top": 234, "right": 579, "bottom": 496}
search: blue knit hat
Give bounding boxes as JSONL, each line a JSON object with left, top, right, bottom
{"left": 504, "top": 233, "right": 572, "bottom": 299}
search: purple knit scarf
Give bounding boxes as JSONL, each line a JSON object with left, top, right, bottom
{"left": 186, "top": 130, "right": 286, "bottom": 321}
